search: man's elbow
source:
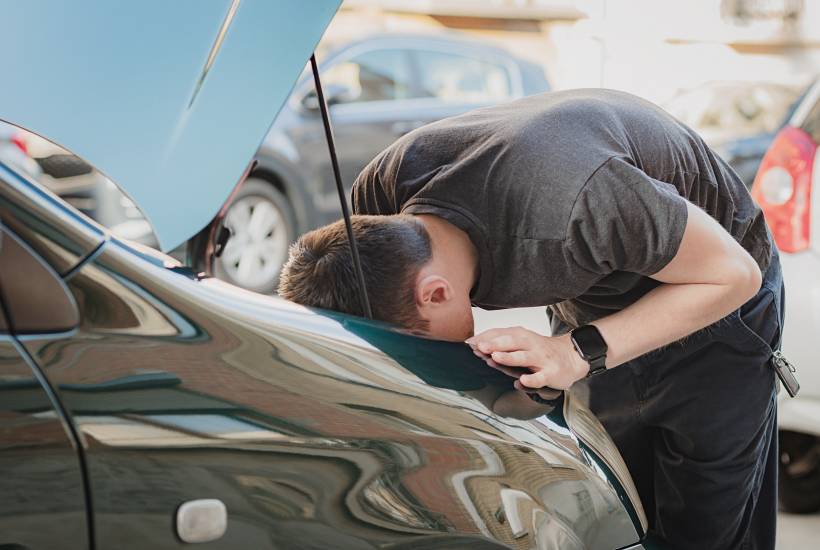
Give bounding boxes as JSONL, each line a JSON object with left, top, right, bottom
{"left": 732, "top": 253, "right": 763, "bottom": 304}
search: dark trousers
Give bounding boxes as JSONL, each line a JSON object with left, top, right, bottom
{"left": 569, "top": 256, "right": 783, "bottom": 549}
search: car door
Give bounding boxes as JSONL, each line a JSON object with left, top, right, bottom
{"left": 0, "top": 219, "right": 90, "bottom": 549}
{"left": 288, "top": 46, "right": 424, "bottom": 221}
{"left": 287, "top": 41, "right": 520, "bottom": 223}
{"left": 406, "top": 46, "right": 518, "bottom": 125}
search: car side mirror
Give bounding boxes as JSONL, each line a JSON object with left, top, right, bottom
{"left": 300, "top": 83, "right": 354, "bottom": 111}
{"left": 0, "top": 224, "right": 79, "bottom": 334}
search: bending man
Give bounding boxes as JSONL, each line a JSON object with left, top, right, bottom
{"left": 278, "top": 89, "right": 783, "bottom": 549}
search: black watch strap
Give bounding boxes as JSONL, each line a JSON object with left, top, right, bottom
{"left": 570, "top": 324, "right": 608, "bottom": 378}
{"left": 586, "top": 355, "right": 607, "bottom": 377}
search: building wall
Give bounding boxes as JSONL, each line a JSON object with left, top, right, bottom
{"left": 326, "top": 0, "right": 820, "bottom": 103}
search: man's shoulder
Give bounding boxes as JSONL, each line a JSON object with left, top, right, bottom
{"left": 351, "top": 88, "right": 665, "bottom": 216}
{"left": 530, "top": 88, "right": 674, "bottom": 131}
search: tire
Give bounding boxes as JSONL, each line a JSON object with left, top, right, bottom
{"left": 779, "top": 430, "right": 820, "bottom": 514}
{"left": 213, "top": 177, "right": 296, "bottom": 294}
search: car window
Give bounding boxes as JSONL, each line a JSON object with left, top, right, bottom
{"left": 322, "top": 49, "right": 414, "bottom": 104}
{"left": 413, "top": 49, "right": 512, "bottom": 103}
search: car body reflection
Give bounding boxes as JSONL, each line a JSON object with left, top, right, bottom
{"left": 4, "top": 235, "right": 642, "bottom": 549}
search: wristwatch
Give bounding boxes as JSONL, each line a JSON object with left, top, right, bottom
{"left": 570, "top": 324, "right": 608, "bottom": 377}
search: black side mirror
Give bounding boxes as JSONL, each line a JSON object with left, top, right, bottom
{"left": 301, "top": 83, "right": 354, "bottom": 111}
{"left": 0, "top": 224, "right": 79, "bottom": 334}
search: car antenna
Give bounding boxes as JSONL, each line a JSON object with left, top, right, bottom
{"left": 309, "top": 53, "right": 373, "bottom": 319}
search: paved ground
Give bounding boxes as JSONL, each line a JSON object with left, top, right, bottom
{"left": 473, "top": 306, "right": 552, "bottom": 337}
{"left": 778, "top": 513, "right": 820, "bottom": 548}
{"left": 472, "top": 307, "right": 820, "bottom": 546}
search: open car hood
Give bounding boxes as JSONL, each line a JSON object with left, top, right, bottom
{"left": 0, "top": 0, "right": 340, "bottom": 251}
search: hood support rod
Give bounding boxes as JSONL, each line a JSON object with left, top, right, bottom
{"left": 309, "top": 54, "right": 373, "bottom": 319}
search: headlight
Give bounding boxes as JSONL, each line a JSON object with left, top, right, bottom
{"left": 563, "top": 390, "right": 648, "bottom": 535}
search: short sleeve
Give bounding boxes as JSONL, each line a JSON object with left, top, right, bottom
{"left": 351, "top": 154, "right": 396, "bottom": 216}
{"left": 564, "top": 157, "right": 689, "bottom": 276}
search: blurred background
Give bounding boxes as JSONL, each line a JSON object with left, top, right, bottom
{"left": 4, "top": 0, "right": 818, "bottom": 290}
{"left": 1, "top": 2, "right": 819, "bottom": 544}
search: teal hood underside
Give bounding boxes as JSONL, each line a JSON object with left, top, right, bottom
{"left": 0, "top": 0, "right": 340, "bottom": 250}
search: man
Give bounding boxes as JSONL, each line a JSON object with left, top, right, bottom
{"left": 278, "top": 89, "right": 783, "bottom": 549}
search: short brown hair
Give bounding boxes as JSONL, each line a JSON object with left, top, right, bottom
{"left": 278, "top": 215, "right": 432, "bottom": 330}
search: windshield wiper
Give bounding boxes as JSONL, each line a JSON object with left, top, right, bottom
{"left": 309, "top": 53, "right": 373, "bottom": 319}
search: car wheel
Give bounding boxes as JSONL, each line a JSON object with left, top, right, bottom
{"left": 779, "top": 430, "right": 820, "bottom": 513}
{"left": 214, "top": 177, "right": 295, "bottom": 293}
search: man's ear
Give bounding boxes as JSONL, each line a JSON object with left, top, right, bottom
{"left": 416, "top": 274, "right": 452, "bottom": 309}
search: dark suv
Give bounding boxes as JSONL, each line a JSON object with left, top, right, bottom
{"left": 214, "top": 33, "right": 551, "bottom": 292}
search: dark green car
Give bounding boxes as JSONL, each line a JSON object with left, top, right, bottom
{"left": 0, "top": 2, "right": 653, "bottom": 548}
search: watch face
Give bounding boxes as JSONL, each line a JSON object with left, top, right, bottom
{"left": 571, "top": 325, "right": 608, "bottom": 359}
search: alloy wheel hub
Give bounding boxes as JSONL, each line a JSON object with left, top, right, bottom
{"left": 218, "top": 194, "right": 288, "bottom": 289}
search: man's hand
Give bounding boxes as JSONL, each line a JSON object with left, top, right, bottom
{"left": 466, "top": 327, "right": 589, "bottom": 390}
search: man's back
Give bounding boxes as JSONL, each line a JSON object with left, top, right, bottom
{"left": 353, "top": 89, "right": 771, "bottom": 328}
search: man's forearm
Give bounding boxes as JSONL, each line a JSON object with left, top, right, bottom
{"left": 591, "top": 202, "right": 763, "bottom": 369}
{"left": 467, "top": 202, "right": 763, "bottom": 390}
{"left": 592, "top": 276, "right": 760, "bottom": 369}
{"left": 467, "top": 270, "right": 759, "bottom": 389}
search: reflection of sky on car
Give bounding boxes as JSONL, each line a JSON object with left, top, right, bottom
{"left": 22, "top": 256, "right": 626, "bottom": 543}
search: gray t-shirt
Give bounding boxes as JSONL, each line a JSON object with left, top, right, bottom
{"left": 351, "top": 89, "right": 772, "bottom": 332}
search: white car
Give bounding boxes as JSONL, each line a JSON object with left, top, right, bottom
{"left": 751, "top": 77, "right": 820, "bottom": 513}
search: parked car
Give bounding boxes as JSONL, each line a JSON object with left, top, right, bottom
{"left": 751, "top": 76, "right": 820, "bottom": 514}
{"left": 0, "top": 3, "right": 652, "bottom": 549}
{"left": 216, "top": 33, "right": 551, "bottom": 292}
{"left": 664, "top": 81, "right": 802, "bottom": 187}
{"left": 3, "top": 34, "right": 551, "bottom": 294}
{"left": 5, "top": 33, "right": 550, "bottom": 294}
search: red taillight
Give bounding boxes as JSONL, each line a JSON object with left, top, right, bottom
{"left": 10, "top": 133, "right": 28, "bottom": 155}
{"left": 752, "top": 126, "right": 816, "bottom": 253}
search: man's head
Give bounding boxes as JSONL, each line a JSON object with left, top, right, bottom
{"left": 278, "top": 214, "right": 475, "bottom": 341}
